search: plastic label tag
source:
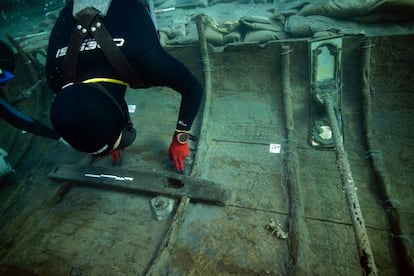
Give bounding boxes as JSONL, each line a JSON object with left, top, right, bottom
{"left": 128, "top": 104, "right": 136, "bottom": 113}
{"left": 269, "top": 144, "right": 281, "bottom": 154}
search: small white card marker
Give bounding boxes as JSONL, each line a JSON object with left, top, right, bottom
{"left": 269, "top": 143, "right": 281, "bottom": 154}
{"left": 128, "top": 105, "right": 136, "bottom": 113}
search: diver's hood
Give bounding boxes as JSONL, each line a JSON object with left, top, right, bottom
{"left": 73, "top": 0, "right": 112, "bottom": 17}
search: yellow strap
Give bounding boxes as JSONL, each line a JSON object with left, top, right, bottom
{"left": 175, "top": 129, "right": 190, "bottom": 133}
{"left": 82, "top": 78, "right": 128, "bottom": 86}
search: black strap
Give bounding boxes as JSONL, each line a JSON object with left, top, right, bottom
{"left": 62, "top": 9, "right": 95, "bottom": 84}
{"left": 62, "top": 7, "right": 144, "bottom": 88}
{"left": 88, "top": 82, "right": 130, "bottom": 123}
{"left": 90, "top": 16, "right": 144, "bottom": 88}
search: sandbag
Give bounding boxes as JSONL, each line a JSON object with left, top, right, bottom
{"left": 239, "top": 16, "right": 283, "bottom": 43}
{"left": 244, "top": 30, "right": 280, "bottom": 43}
{"left": 224, "top": 31, "right": 241, "bottom": 44}
{"left": 169, "top": 23, "right": 199, "bottom": 45}
{"left": 285, "top": 15, "right": 363, "bottom": 37}
{"left": 176, "top": 0, "right": 208, "bottom": 8}
{"left": 354, "top": 0, "right": 414, "bottom": 22}
{"left": 299, "top": 0, "right": 387, "bottom": 18}
{"left": 205, "top": 26, "right": 224, "bottom": 45}
{"left": 239, "top": 17, "right": 283, "bottom": 32}
{"left": 299, "top": 0, "right": 414, "bottom": 22}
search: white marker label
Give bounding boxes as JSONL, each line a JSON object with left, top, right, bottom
{"left": 128, "top": 105, "right": 136, "bottom": 113}
{"left": 269, "top": 144, "right": 281, "bottom": 154}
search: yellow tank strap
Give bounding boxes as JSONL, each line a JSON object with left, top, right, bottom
{"left": 82, "top": 78, "right": 128, "bottom": 86}
{"left": 175, "top": 129, "right": 190, "bottom": 133}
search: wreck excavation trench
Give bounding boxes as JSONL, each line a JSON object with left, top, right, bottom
{"left": 0, "top": 30, "right": 413, "bottom": 275}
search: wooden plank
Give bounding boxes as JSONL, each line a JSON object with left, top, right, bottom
{"left": 48, "top": 164, "right": 231, "bottom": 205}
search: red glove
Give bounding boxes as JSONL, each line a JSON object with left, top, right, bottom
{"left": 111, "top": 149, "right": 122, "bottom": 166}
{"left": 168, "top": 131, "right": 190, "bottom": 173}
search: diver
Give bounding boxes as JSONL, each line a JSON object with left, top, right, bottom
{"left": 46, "top": 0, "right": 203, "bottom": 172}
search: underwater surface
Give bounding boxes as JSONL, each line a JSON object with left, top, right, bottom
{"left": 0, "top": 0, "right": 414, "bottom": 275}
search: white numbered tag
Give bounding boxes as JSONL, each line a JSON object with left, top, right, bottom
{"left": 128, "top": 104, "right": 136, "bottom": 113}
{"left": 269, "top": 143, "right": 281, "bottom": 154}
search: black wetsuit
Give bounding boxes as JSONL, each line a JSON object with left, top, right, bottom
{"left": 46, "top": 0, "right": 202, "bottom": 131}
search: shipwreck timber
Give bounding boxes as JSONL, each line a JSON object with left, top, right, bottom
{"left": 0, "top": 17, "right": 413, "bottom": 275}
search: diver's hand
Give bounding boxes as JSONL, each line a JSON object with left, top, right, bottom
{"left": 168, "top": 131, "right": 189, "bottom": 173}
{"left": 111, "top": 149, "right": 122, "bottom": 166}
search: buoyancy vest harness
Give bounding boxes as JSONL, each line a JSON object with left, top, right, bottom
{"left": 62, "top": 2, "right": 145, "bottom": 88}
